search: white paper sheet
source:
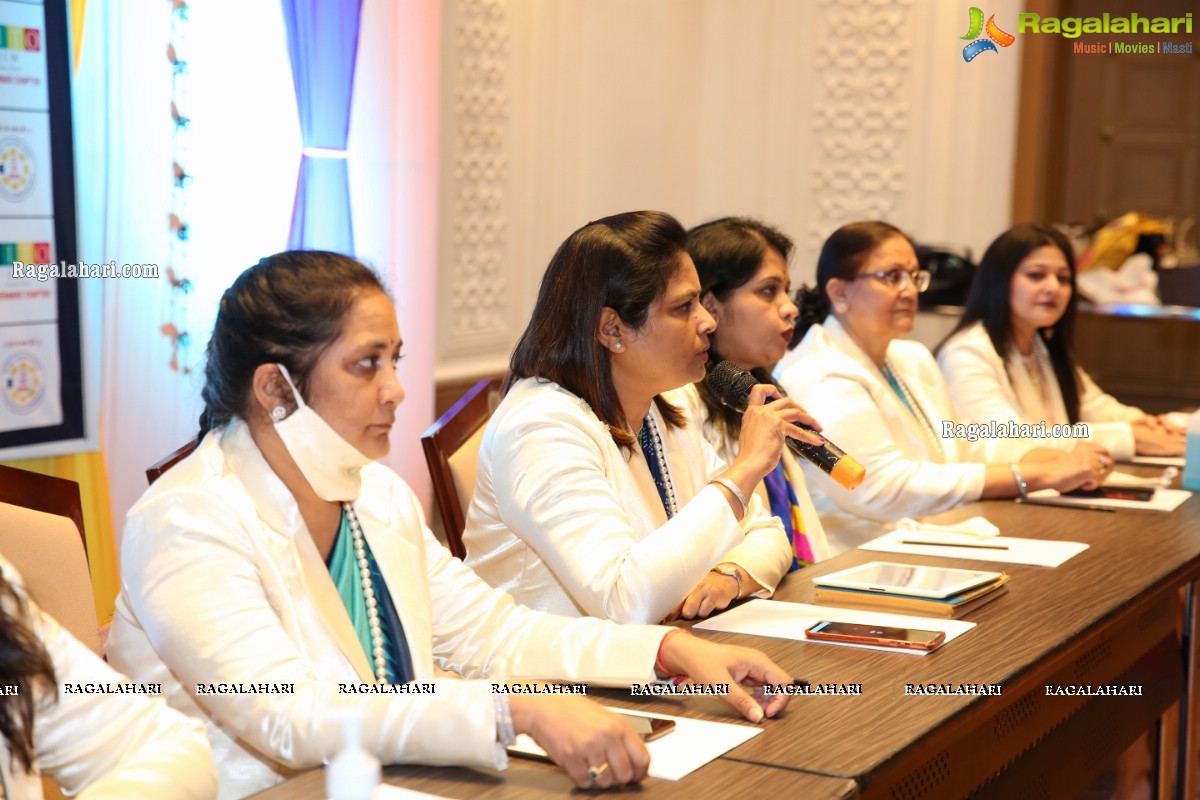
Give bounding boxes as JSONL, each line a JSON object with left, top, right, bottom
{"left": 367, "top": 787, "right": 452, "bottom": 800}
{"left": 861, "top": 530, "right": 1089, "bottom": 567}
{"left": 1104, "top": 469, "right": 1167, "bottom": 487}
{"left": 694, "top": 600, "right": 974, "bottom": 654}
{"left": 509, "top": 708, "right": 761, "bottom": 781}
{"left": 894, "top": 516, "right": 999, "bottom": 538}
{"left": 1126, "top": 456, "right": 1186, "bottom": 468}
{"left": 1026, "top": 487, "right": 1191, "bottom": 512}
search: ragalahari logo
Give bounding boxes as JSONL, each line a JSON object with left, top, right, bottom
{"left": 961, "top": 7, "right": 1016, "bottom": 62}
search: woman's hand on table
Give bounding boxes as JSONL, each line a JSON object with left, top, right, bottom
{"left": 657, "top": 633, "right": 792, "bottom": 723}
{"left": 509, "top": 694, "right": 649, "bottom": 789}
{"left": 1132, "top": 417, "right": 1186, "bottom": 456}
{"left": 1021, "top": 444, "right": 1109, "bottom": 492}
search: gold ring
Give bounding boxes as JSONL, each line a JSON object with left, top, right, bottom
{"left": 587, "top": 763, "right": 609, "bottom": 783}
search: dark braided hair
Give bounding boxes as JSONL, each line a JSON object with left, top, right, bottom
{"left": 198, "top": 251, "right": 387, "bottom": 438}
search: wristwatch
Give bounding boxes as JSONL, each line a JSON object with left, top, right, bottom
{"left": 711, "top": 563, "right": 744, "bottom": 599}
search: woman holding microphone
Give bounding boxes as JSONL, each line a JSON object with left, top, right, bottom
{"left": 465, "top": 211, "right": 813, "bottom": 623}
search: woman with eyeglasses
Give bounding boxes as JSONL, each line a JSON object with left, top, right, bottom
{"left": 775, "top": 221, "right": 1109, "bottom": 553}
{"left": 936, "top": 223, "right": 1185, "bottom": 460}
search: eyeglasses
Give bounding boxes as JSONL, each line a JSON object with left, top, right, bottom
{"left": 849, "top": 269, "right": 931, "bottom": 293}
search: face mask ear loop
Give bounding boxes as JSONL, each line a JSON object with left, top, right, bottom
{"left": 274, "top": 363, "right": 307, "bottom": 413}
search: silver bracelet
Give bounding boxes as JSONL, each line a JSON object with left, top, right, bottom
{"left": 1010, "top": 463, "right": 1028, "bottom": 500}
{"left": 710, "top": 477, "right": 749, "bottom": 518}
{"left": 493, "top": 693, "right": 516, "bottom": 746}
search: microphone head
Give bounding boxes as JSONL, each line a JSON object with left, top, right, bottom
{"left": 705, "top": 361, "right": 760, "bottom": 412}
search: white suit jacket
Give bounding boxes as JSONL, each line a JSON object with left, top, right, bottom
{"left": 0, "top": 556, "right": 216, "bottom": 800}
{"left": 937, "top": 322, "right": 1140, "bottom": 459}
{"left": 108, "top": 419, "right": 666, "bottom": 800}
{"left": 774, "top": 317, "right": 1036, "bottom": 554}
{"left": 462, "top": 378, "right": 791, "bottom": 623}
{"left": 674, "top": 383, "right": 832, "bottom": 562}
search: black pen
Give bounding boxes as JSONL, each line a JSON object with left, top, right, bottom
{"left": 1017, "top": 497, "right": 1116, "bottom": 513}
{"left": 899, "top": 540, "right": 1009, "bottom": 550}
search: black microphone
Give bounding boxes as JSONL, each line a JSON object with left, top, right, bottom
{"left": 705, "top": 360, "right": 865, "bottom": 490}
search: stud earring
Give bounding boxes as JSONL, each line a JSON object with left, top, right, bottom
{"left": 271, "top": 405, "right": 288, "bottom": 422}
{"left": 613, "top": 341, "right": 624, "bottom": 351}
{"left": 835, "top": 303, "right": 848, "bottom": 313}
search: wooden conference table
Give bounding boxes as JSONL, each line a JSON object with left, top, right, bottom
{"left": 252, "top": 474, "right": 1200, "bottom": 799}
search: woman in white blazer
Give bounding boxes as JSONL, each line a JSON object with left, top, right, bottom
{"left": 684, "top": 217, "right": 831, "bottom": 567}
{"left": 0, "top": 556, "right": 216, "bottom": 800}
{"left": 775, "top": 221, "right": 1109, "bottom": 553}
{"left": 107, "top": 251, "right": 793, "bottom": 799}
{"left": 465, "top": 212, "right": 813, "bottom": 624}
{"left": 936, "top": 223, "right": 1185, "bottom": 460}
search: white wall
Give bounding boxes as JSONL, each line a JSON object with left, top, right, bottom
{"left": 435, "top": 0, "right": 1023, "bottom": 381}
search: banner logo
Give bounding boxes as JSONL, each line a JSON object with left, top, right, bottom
{"left": 0, "top": 137, "right": 35, "bottom": 202}
{"left": 961, "top": 7, "right": 1016, "bottom": 62}
{"left": 0, "top": 242, "right": 51, "bottom": 264}
{"left": 0, "top": 25, "right": 41, "bottom": 52}
{"left": 3, "top": 352, "right": 45, "bottom": 415}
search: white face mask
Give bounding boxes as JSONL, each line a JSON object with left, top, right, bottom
{"left": 272, "top": 364, "right": 372, "bottom": 502}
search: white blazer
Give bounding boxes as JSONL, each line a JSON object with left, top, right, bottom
{"left": 774, "top": 317, "right": 1036, "bottom": 554}
{"left": 937, "top": 322, "right": 1140, "bottom": 459}
{"left": 674, "top": 383, "right": 832, "bottom": 562}
{"left": 0, "top": 556, "right": 216, "bottom": 800}
{"left": 462, "top": 378, "right": 791, "bottom": 623}
{"left": 107, "top": 419, "right": 666, "bottom": 800}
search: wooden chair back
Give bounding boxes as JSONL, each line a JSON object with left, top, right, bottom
{"left": 0, "top": 464, "right": 98, "bottom": 654}
{"left": 146, "top": 438, "right": 200, "bottom": 485}
{"left": 420, "top": 379, "right": 498, "bottom": 558}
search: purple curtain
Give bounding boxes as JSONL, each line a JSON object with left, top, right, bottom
{"left": 281, "top": 0, "right": 363, "bottom": 254}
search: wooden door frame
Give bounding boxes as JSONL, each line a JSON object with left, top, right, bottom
{"left": 1011, "top": 0, "right": 1069, "bottom": 225}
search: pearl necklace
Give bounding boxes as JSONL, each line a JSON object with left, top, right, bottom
{"left": 639, "top": 414, "right": 678, "bottom": 517}
{"left": 342, "top": 502, "right": 388, "bottom": 684}
{"left": 881, "top": 361, "right": 945, "bottom": 458}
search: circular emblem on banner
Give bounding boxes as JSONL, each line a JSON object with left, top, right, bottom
{"left": 0, "top": 136, "right": 36, "bottom": 202}
{"left": 2, "top": 352, "right": 45, "bottom": 415}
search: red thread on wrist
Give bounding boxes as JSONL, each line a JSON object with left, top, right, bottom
{"left": 655, "top": 629, "right": 692, "bottom": 685}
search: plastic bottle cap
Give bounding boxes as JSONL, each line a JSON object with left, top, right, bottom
{"left": 830, "top": 456, "right": 866, "bottom": 490}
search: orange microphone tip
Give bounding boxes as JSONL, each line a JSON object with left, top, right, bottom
{"left": 830, "top": 456, "right": 866, "bottom": 491}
